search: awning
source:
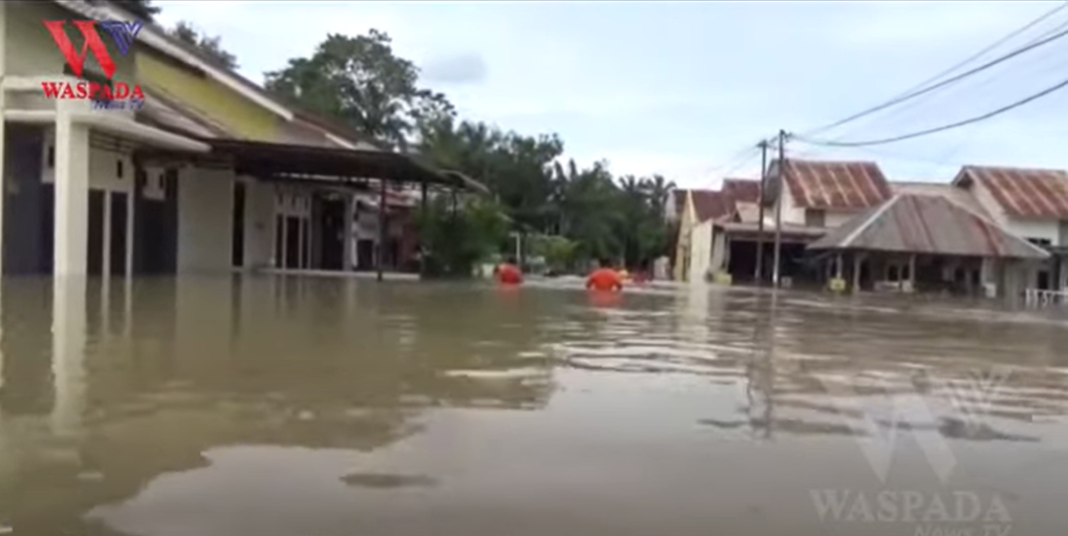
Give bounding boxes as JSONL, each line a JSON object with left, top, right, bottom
{"left": 207, "top": 139, "right": 479, "bottom": 190}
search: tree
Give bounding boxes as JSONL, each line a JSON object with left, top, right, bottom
{"left": 96, "top": 0, "right": 160, "bottom": 22}
{"left": 265, "top": 30, "right": 446, "bottom": 151}
{"left": 415, "top": 196, "right": 509, "bottom": 278}
{"left": 169, "top": 21, "right": 239, "bottom": 70}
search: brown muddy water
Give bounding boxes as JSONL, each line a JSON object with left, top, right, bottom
{"left": 1, "top": 275, "right": 1067, "bottom": 536}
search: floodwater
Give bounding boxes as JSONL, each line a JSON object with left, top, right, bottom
{"left": 1, "top": 275, "right": 1067, "bottom": 536}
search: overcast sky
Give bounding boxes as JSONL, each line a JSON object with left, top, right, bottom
{"left": 155, "top": 1, "right": 1068, "bottom": 188}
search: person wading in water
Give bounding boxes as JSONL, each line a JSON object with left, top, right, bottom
{"left": 494, "top": 257, "right": 524, "bottom": 285}
{"left": 586, "top": 260, "right": 624, "bottom": 292}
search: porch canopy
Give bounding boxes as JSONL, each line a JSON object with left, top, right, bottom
{"left": 807, "top": 193, "right": 1049, "bottom": 260}
{"left": 207, "top": 139, "right": 482, "bottom": 191}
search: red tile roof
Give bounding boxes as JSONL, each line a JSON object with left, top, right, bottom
{"left": 722, "top": 178, "right": 762, "bottom": 204}
{"left": 953, "top": 165, "right": 1068, "bottom": 219}
{"left": 781, "top": 159, "right": 892, "bottom": 210}
{"left": 691, "top": 190, "right": 734, "bottom": 223}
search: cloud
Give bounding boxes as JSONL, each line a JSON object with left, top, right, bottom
{"left": 420, "top": 52, "right": 488, "bottom": 85}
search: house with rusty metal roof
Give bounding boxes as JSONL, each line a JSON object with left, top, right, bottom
{"left": 952, "top": 165, "right": 1068, "bottom": 293}
{"left": 807, "top": 192, "right": 1049, "bottom": 297}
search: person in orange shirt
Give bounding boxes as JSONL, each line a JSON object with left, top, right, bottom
{"left": 586, "top": 260, "right": 623, "bottom": 292}
{"left": 494, "top": 257, "right": 523, "bottom": 285}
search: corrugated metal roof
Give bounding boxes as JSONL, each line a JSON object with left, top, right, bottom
{"left": 723, "top": 178, "right": 762, "bottom": 204}
{"left": 807, "top": 193, "right": 1049, "bottom": 260}
{"left": 891, "top": 181, "right": 992, "bottom": 219}
{"left": 691, "top": 190, "right": 734, "bottom": 223}
{"left": 953, "top": 165, "right": 1068, "bottom": 219}
{"left": 781, "top": 159, "right": 892, "bottom": 210}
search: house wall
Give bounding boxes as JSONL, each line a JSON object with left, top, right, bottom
{"left": 177, "top": 166, "right": 234, "bottom": 273}
{"left": 688, "top": 219, "right": 714, "bottom": 284}
{"left": 241, "top": 177, "right": 275, "bottom": 269}
{"left": 672, "top": 193, "right": 695, "bottom": 281}
{"left": 710, "top": 227, "right": 727, "bottom": 274}
{"left": 137, "top": 52, "right": 280, "bottom": 142}
{"left": 825, "top": 210, "right": 859, "bottom": 229}
{"left": 776, "top": 185, "right": 806, "bottom": 226}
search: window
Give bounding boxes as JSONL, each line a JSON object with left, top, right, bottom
{"left": 888, "top": 265, "right": 899, "bottom": 282}
{"left": 47, "top": 146, "right": 55, "bottom": 169}
{"left": 1027, "top": 237, "right": 1052, "bottom": 247}
{"left": 116, "top": 159, "right": 124, "bottom": 178}
{"left": 805, "top": 209, "right": 826, "bottom": 227}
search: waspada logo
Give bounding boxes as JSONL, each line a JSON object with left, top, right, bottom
{"left": 42, "top": 19, "right": 146, "bottom": 109}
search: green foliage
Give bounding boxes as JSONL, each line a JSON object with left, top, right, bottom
{"left": 265, "top": 30, "right": 452, "bottom": 151}
{"left": 169, "top": 21, "right": 239, "bottom": 69}
{"left": 415, "top": 196, "right": 509, "bottom": 278}
{"left": 98, "top": 0, "right": 160, "bottom": 22}
{"left": 270, "top": 29, "right": 677, "bottom": 272}
{"left": 531, "top": 235, "right": 579, "bottom": 272}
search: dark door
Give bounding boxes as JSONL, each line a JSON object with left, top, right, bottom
{"left": 2, "top": 126, "right": 47, "bottom": 274}
{"left": 87, "top": 189, "right": 105, "bottom": 275}
{"left": 133, "top": 168, "right": 179, "bottom": 275}
{"left": 285, "top": 216, "right": 300, "bottom": 269}
{"left": 319, "top": 199, "right": 345, "bottom": 271}
{"left": 110, "top": 191, "right": 128, "bottom": 277}
{"left": 356, "top": 240, "right": 374, "bottom": 271}
{"left": 231, "top": 182, "right": 245, "bottom": 268}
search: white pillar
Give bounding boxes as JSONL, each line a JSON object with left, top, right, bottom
{"left": 0, "top": 1, "right": 7, "bottom": 276}
{"left": 53, "top": 111, "right": 91, "bottom": 276}
{"left": 50, "top": 276, "right": 86, "bottom": 437}
{"left": 102, "top": 191, "right": 112, "bottom": 277}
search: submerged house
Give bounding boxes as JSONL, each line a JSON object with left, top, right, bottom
{"left": 806, "top": 192, "right": 1050, "bottom": 296}
{"left": 681, "top": 157, "right": 1060, "bottom": 299}
{"left": 0, "top": 0, "right": 477, "bottom": 279}
{"left": 951, "top": 165, "right": 1068, "bottom": 291}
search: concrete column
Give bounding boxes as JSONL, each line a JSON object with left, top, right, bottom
{"left": 909, "top": 254, "right": 917, "bottom": 292}
{"left": 852, "top": 253, "right": 862, "bottom": 294}
{"left": 50, "top": 276, "right": 86, "bottom": 437}
{"left": 102, "top": 192, "right": 112, "bottom": 277}
{"left": 0, "top": 2, "right": 6, "bottom": 274}
{"left": 835, "top": 254, "right": 843, "bottom": 278}
{"left": 126, "top": 182, "right": 135, "bottom": 278}
{"left": 53, "top": 111, "right": 91, "bottom": 276}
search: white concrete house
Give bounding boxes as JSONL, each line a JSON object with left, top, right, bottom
{"left": 952, "top": 165, "right": 1068, "bottom": 292}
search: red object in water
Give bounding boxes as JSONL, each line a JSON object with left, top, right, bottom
{"left": 586, "top": 268, "right": 623, "bottom": 292}
{"left": 496, "top": 263, "right": 523, "bottom": 285}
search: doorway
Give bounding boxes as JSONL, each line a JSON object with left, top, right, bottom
{"left": 318, "top": 198, "right": 346, "bottom": 271}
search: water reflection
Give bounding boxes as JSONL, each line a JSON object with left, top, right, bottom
{"left": 0, "top": 276, "right": 1064, "bottom": 535}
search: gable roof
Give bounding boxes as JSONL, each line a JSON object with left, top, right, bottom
{"left": 808, "top": 193, "right": 1049, "bottom": 260}
{"left": 776, "top": 158, "right": 892, "bottom": 210}
{"left": 951, "top": 165, "right": 1068, "bottom": 220}
{"left": 722, "top": 178, "right": 762, "bottom": 204}
{"left": 691, "top": 190, "right": 734, "bottom": 223}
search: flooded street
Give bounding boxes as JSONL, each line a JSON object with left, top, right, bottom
{"left": 0, "top": 276, "right": 1066, "bottom": 536}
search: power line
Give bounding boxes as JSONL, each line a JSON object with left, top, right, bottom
{"left": 798, "top": 73, "right": 1068, "bottom": 147}
{"left": 801, "top": 2, "right": 1068, "bottom": 137}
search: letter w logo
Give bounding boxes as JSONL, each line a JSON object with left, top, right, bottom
{"left": 43, "top": 20, "right": 116, "bottom": 80}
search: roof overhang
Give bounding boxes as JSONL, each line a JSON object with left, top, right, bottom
{"left": 206, "top": 139, "right": 479, "bottom": 189}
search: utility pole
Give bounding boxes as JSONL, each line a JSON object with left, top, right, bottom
{"left": 771, "top": 130, "right": 786, "bottom": 288}
{"left": 754, "top": 140, "right": 769, "bottom": 284}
